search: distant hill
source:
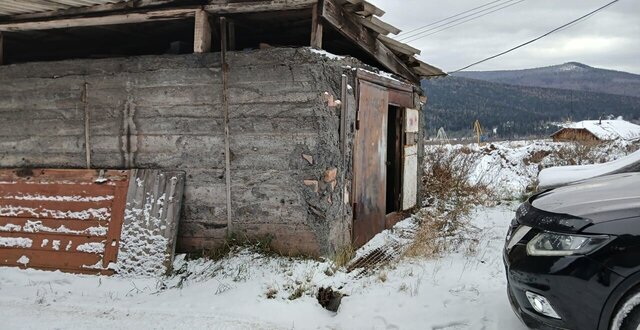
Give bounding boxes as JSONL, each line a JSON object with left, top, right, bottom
{"left": 422, "top": 76, "right": 640, "bottom": 139}
{"left": 454, "top": 62, "right": 640, "bottom": 98}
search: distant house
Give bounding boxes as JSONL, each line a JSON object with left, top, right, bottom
{"left": 551, "top": 120, "right": 640, "bottom": 142}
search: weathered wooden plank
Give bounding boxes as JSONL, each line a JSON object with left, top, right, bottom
{"left": 204, "top": 0, "right": 316, "bottom": 13}
{"left": 377, "top": 34, "right": 421, "bottom": 56}
{"left": 114, "top": 169, "right": 185, "bottom": 276}
{"left": 345, "top": 0, "right": 384, "bottom": 17}
{"left": 359, "top": 16, "right": 400, "bottom": 35}
{"left": 194, "top": 9, "right": 212, "bottom": 53}
{"left": 0, "top": 0, "right": 180, "bottom": 22}
{"left": 311, "top": 3, "right": 324, "bottom": 49}
{"left": 320, "top": 0, "right": 418, "bottom": 83}
{"left": 0, "top": 32, "right": 3, "bottom": 65}
{"left": 0, "top": 8, "right": 197, "bottom": 32}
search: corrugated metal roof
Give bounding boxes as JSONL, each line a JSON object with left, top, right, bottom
{"left": 0, "top": 0, "right": 127, "bottom": 17}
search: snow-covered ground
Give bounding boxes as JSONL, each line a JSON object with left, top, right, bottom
{"left": 429, "top": 139, "right": 639, "bottom": 199}
{"left": 0, "top": 204, "right": 524, "bottom": 330}
{"left": 8, "top": 139, "right": 632, "bottom": 329}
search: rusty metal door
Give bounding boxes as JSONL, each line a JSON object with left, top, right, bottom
{"left": 353, "top": 81, "right": 389, "bottom": 247}
{"left": 0, "top": 169, "right": 129, "bottom": 274}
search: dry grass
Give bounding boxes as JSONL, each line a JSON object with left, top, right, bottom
{"left": 406, "top": 147, "right": 492, "bottom": 259}
{"left": 333, "top": 244, "right": 355, "bottom": 268}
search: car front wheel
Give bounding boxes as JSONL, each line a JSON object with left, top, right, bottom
{"left": 612, "top": 289, "right": 640, "bottom": 330}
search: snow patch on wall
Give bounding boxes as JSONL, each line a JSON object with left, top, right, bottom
{"left": 0, "top": 223, "right": 22, "bottom": 232}
{"left": 76, "top": 242, "right": 105, "bottom": 254}
{"left": 3, "top": 194, "right": 113, "bottom": 202}
{"left": 0, "top": 237, "right": 33, "bottom": 248}
{"left": 16, "top": 255, "right": 29, "bottom": 266}
{"left": 0, "top": 206, "right": 111, "bottom": 221}
{"left": 20, "top": 220, "right": 108, "bottom": 237}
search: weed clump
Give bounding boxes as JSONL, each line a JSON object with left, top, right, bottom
{"left": 407, "top": 146, "right": 492, "bottom": 258}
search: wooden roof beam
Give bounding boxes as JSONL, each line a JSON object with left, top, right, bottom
{"left": 0, "top": 8, "right": 196, "bottom": 31}
{"left": 204, "top": 0, "right": 316, "bottom": 14}
{"left": 320, "top": 0, "right": 418, "bottom": 83}
{"left": 343, "top": 0, "right": 384, "bottom": 17}
{"left": 0, "top": 0, "right": 180, "bottom": 22}
{"left": 377, "top": 34, "right": 420, "bottom": 56}
{"left": 359, "top": 16, "right": 400, "bottom": 35}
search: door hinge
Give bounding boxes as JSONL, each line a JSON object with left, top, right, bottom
{"left": 353, "top": 203, "right": 358, "bottom": 219}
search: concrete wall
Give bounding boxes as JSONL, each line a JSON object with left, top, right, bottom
{"left": 0, "top": 48, "right": 362, "bottom": 256}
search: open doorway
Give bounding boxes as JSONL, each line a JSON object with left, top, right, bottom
{"left": 386, "top": 106, "right": 403, "bottom": 215}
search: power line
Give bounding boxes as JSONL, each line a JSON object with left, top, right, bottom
{"left": 404, "top": 0, "right": 525, "bottom": 43}
{"left": 398, "top": 0, "right": 522, "bottom": 41}
{"left": 397, "top": 0, "right": 504, "bottom": 37}
{"left": 445, "top": 0, "right": 620, "bottom": 75}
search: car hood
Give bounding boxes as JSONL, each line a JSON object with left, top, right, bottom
{"left": 532, "top": 172, "right": 640, "bottom": 223}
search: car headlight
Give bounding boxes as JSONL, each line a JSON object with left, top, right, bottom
{"left": 526, "top": 232, "right": 611, "bottom": 256}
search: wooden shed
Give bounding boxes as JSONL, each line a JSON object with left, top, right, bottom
{"left": 551, "top": 120, "right": 640, "bottom": 142}
{"left": 0, "top": 0, "right": 444, "bottom": 268}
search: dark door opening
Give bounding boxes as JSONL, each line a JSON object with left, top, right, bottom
{"left": 386, "top": 106, "right": 403, "bottom": 215}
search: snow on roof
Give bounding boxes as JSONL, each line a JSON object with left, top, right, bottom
{"left": 557, "top": 119, "right": 640, "bottom": 141}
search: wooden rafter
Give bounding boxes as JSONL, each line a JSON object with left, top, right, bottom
{"left": 359, "top": 16, "right": 400, "bottom": 35}
{"left": 377, "top": 34, "right": 420, "bottom": 56}
{"left": 320, "top": 0, "right": 418, "bottom": 83}
{"left": 0, "top": 8, "right": 196, "bottom": 31}
{"left": 0, "top": 1, "right": 317, "bottom": 32}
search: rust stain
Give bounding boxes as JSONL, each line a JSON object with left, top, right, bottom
{"left": 352, "top": 81, "right": 389, "bottom": 248}
{"left": 0, "top": 169, "right": 129, "bottom": 275}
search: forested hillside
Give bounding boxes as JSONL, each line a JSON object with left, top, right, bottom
{"left": 422, "top": 76, "right": 640, "bottom": 139}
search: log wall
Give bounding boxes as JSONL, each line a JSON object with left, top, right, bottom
{"left": 0, "top": 48, "right": 361, "bottom": 256}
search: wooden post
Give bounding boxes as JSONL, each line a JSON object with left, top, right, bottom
{"left": 0, "top": 32, "right": 3, "bottom": 65}
{"left": 194, "top": 9, "right": 211, "bottom": 53}
{"left": 310, "top": 3, "right": 323, "bottom": 49}
{"left": 220, "top": 17, "right": 233, "bottom": 234}
{"left": 82, "top": 82, "right": 91, "bottom": 169}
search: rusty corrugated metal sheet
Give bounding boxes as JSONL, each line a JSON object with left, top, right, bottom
{"left": 352, "top": 80, "right": 389, "bottom": 248}
{"left": 0, "top": 169, "right": 129, "bottom": 275}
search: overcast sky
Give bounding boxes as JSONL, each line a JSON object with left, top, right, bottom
{"left": 369, "top": 0, "right": 639, "bottom": 74}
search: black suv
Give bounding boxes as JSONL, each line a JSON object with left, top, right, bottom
{"left": 504, "top": 173, "right": 640, "bottom": 330}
